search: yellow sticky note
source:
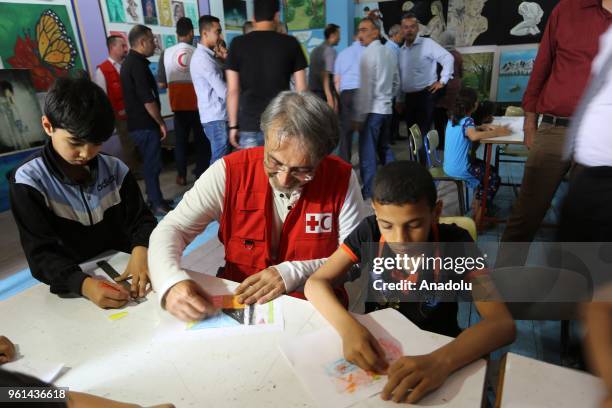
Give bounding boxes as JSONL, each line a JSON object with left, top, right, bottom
{"left": 108, "top": 311, "right": 128, "bottom": 321}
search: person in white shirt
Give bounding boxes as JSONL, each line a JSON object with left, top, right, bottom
{"left": 148, "top": 91, "right": 366, "bottom": 322}
{"left": 385, "top": 24, "right": 403, "bottom": 145}
{"left": 560, "top": 26, "right": 612, "bottom": 242}
{"left": 190, "top": 15, "right": 230, "bottom": 165}
{"left": 157, "top": 17, "right": 210, "bottom": 185}
{"left": 94, "top": 35, "right": 140, "bottom": 174}
{"left": 396, "top": 13, "right": 454, "bottom": 163}
{"left": 355, "top": 17, "right": 400, "bottom": 199}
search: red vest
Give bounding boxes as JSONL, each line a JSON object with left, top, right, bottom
{"left": 219, "top": 147, "right": 351, "bottom": 303}
{"left": 97, "top": 60, "right": 127, "bottom": 120}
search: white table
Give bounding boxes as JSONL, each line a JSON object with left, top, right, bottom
{"left": 1, "top": 254, "right": 487, "bottom": 407}
{"left": 497, "top": 352, "right": 606, "bottom": 408}
{"left": 477, "top": 116, "right": 526, "bottom": 230}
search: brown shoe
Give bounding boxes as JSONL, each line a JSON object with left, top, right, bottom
{"left": 176, "top": 175, "right": 187, "bottom": 186}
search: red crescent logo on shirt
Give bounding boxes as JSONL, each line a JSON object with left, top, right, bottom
{"left": 176, "top": 52, "right": 189, "bottom": 70}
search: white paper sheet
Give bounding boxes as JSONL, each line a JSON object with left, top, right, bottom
{"left": 279, "top": 308, "right": 487, "bottom": 408}
{"left": 154, "top": 271, "right": 284, "bottom": 341}
{"left": 4, "top": 356, "right": 65, "bottom": 384}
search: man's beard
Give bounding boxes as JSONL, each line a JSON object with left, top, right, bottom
{"left": 268, "top": 175, "right": 302, "bottom": 195}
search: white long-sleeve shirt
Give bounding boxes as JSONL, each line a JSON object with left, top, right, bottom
{"left": 148, "top": 158, "right": 366, "bottom": 305}
{"left": 356, "top": 40, "right": 400, "bottom": 121}
{"left": 399, "top": 35, "right": 454, "bottom": 94}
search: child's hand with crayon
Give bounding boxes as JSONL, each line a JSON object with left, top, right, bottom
{"left": 81, "top": 277, "right": 130, "bottom": 309}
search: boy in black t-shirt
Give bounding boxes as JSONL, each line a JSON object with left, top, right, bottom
{"left": 305, "top": 161, "right": 515, "bottom": 404}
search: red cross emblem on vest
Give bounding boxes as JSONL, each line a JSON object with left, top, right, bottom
{"left": 305, "top": 213, "right": 332, "bottom": 234}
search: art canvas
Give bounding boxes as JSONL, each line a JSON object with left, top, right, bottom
{"left": 496, "top": 46, "right": 538, "bottom": 102}
{"left": 378, "top": 0, "right": 450, "bottom": 43}
{"left": 460, "top": 49, "right": 495, "bottom": 100}
{"left": 223, "top": 0, "right": 247, "bottom": 31}
{"left": 153, "top": 34, "right": 163, "bottom": 55}
{"left": 184, "top": 2, "right": 199, "bottom": 23}
{"left": 106, "top": 0, "right": 126, "bottom": 22}
{"left": 141, "top": 0, "right": 158, "bottom": 25}
{"left": 0, "top": 2, "right": 85, "bottom": 92}
{"left": 124, "top": 0, "right": 144, "bottom": 23}
{"left": 0, "top": 69, "right": 44, "bottom": 155}
{"left": 171, "top": 0, "right": 185, "bottom": 24}
{"left": 448, "top": 0, "right": 489, "bottom": 47}
{"left": 157, "top": 0, "right": 173, "bottom": 26}
{"left": 163, "top": 34, "right": 177, "bottom": 49}
{"left": 284, "top": 0, "right": 326, "bottom": 31}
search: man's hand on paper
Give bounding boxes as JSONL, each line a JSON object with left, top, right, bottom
{"left": 164, "top": 280, "right": 216, "bottom": 322}
{"left": 381, "top": 352, "right": 451, "bottom": 404}
{"left": 235, "top": 267, "right": 286, "bottom": 305}
{"left": 341, "top": 321, "right": 388, "bottom": 374}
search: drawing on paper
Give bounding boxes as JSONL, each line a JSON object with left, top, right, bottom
{"left": 0, "top": 4, "right": 84, "bottom": 91}
{"left": 510, "top": 2, "right": 544, "bottom": 37}
{"left": 106, "top": 0, "right": 126, "bottom": 22}
{"left": 0, "top": 69, "right": 45, "bottom": 154}
{"left": 141, "top": 0, "right": 158, "bottom": 25}
{"left": 125, "top": 0, "right": 144, "bottom": 23}
{"left": 171, "top": 1, "right": 185, "bottom": 24}
{"left": 324, "top": 337, "right": 403, "bottom": 394}
{"left": 497, "top": 47, "right": 538, "bottom": 102}
{"left": 186, "top": 295, "right": 277, "bottom": 330}
{"left": 184, "top": 2, "right": 199, "bottom": 25}
{"left": 462, "top": 51, "right": 494, "bottom": 100}
{"left": 157, "top": 0, "right": 173, "bottom": 26}
{"left": 448, "top": 0, "right": 488, "bottom": 47}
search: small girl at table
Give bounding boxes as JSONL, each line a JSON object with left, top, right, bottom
{"left": 443, "top": 87, "right": 510, "bottom": 223}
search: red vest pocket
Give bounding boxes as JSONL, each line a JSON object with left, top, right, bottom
{"left": 232, "top": 192, "right": 266, "bottom": 240}
{"left": 225, "top": 236, "right": 267, "bottom": 269}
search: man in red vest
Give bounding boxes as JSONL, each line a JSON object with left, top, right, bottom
{"left": 149, "top": 91, "right": 366, "bottom": 322}
{"left": 94, "top": 35, "right": 141, "bottom": 174}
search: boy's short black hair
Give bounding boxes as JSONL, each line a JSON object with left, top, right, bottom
{"left": 199, "top": 15, "right": 220, "bottom": 34}
{"left": 254, "top": 0, "right": 278, "bottom": 22}
{"left": 324, "top": 24, "right": 340, "bottom": 39}
{"left": 44, "top": 77, "right": 115, "bottom": 144}
{"left": 176, "top": 17, "right": 193, "bottom": 36}
{"left": 373, "top": 161, "right": 437, "bottom": 208}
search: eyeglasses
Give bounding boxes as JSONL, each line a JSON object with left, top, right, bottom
{"left": 263, "top": 154, "right": 315, "bottom": 182}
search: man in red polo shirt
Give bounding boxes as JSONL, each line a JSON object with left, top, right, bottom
{"left": 148, "top": 91, "right": 366, "bottom": 322}
{"left": 94, "top": 35, "right": 141, "bottom": 174}
{"left": 500, "top": 0, "right": 612, "bottom": 258}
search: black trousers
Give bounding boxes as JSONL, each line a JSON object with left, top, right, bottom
{"left": 560, "top": 165, "right": 612, "bottom": 242}
{"left": 338, "top": 89, "right": 358, "bottom": 164}
{"left": 404, "top": 89, "right": 437, "bottom": 163}
{"left": 174, "top": 111, "right": 211, "bottom": 178}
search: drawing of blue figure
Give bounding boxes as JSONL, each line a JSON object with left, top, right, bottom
{"left": 0, "top": 81, "right": 30, "bottom": 151}
{"left": 107, "top": 0, "right": 126, "bottom": 22}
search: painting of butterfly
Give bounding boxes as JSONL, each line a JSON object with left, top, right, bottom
{"left": 0, "top": 3, "right": 84, "bottom": 92}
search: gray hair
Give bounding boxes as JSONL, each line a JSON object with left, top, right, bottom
{"left": 388, "top": 24, "right": 401, "bottom": 37}
{"left": 261, "top": 91, "right": 339, "bottom": 162}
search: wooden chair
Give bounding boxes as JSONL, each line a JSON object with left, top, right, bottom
{"left": 439, "top": 216, "right": 477, "bottom": 240}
